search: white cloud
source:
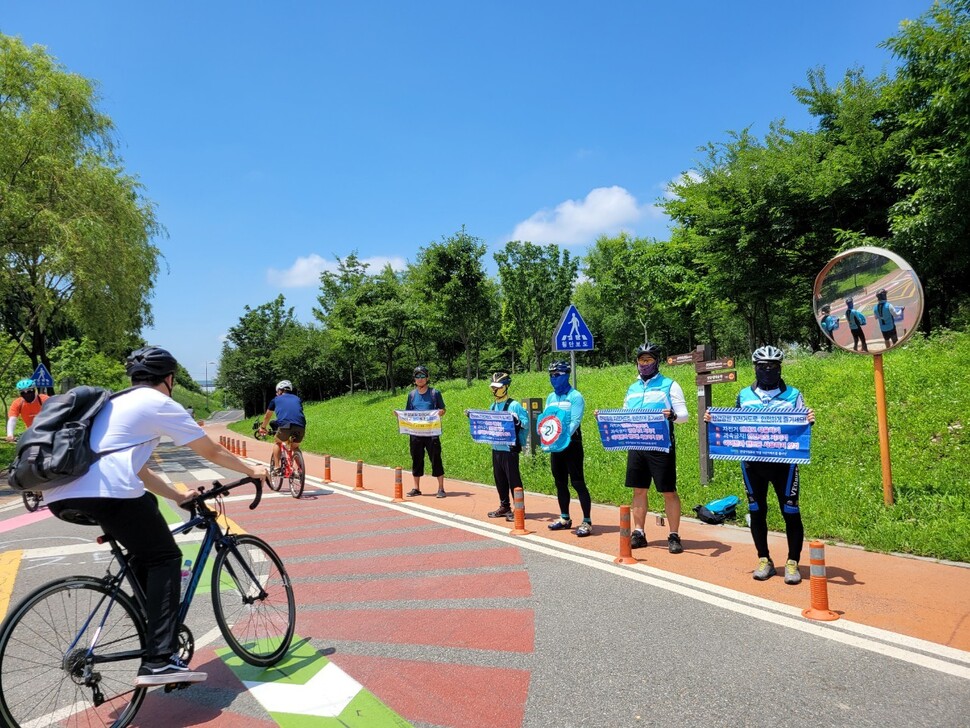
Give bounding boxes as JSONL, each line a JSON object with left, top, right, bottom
{"left": 267, "top": 254, "right": 407, "bottom": 288}
{"left": 509, "top": 186, "right": 650, "bottom": 246}
{"left": 663, "top": 170, "right": 702, "bottom": 199}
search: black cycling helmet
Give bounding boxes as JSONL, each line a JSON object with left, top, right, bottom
{"left": 548, "top": 360, "right": 571, "bottom": 375}
{"left": 126, "top": 346, "right": 178, "bottom": 379}
{"left": 635, "top": 342, "right": 662, "bottom": 361}
{"left": 821, "top": 304, "right": 831, "bottom": 314}
{"left": 413, "top": 365, "right": 429, "bottom": 379}
{"left": 490, "top": 371, "right": 512, "bottom": 388}
{"left": 845, "top": 297, "right": 854, "bottom": 308}
{"left": 876, "top": 288, "right": 887, "bottom": 301}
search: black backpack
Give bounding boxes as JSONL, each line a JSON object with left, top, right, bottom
{"left": 8, "top": 386, "right": 137, "bottom": 492}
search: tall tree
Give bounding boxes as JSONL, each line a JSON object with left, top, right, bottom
{"left": 494, "top": 240, "right": 578, "bottom": 370}
{"left": 883, "top": 0, "right": 970, "bottom": 327}
{"left": 411, "top": 227, "right": 491, "bottom": 386}
{"left": 0, "top": 35, "right": 161, "bottom": 368}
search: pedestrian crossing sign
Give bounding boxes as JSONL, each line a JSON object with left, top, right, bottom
{"left": 553, "top": 304, "right": 594, "bottom": 352}
{"left": 31, "top": 362, "right": 54, "bottom": 389}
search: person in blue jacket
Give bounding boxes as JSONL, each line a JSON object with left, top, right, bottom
{"left": 873, "top": 288, "right": 902, "bottom": 347}
{"left": 845, "top": 298, "right": 868, "bottom": 352}
{"left": 545, "top": 360, "right": 593, "bottom": 536}
{"left": 622, "top": 343, "right": 690, "bottom": 554}
{"left": 707, "top": 346, "right": 815, "bottom": 584}
{"left": 478, "top": 371, "right": 529, "bottom": 521}
{"left": 259, "top": 379, "right": 307, "bottom": 471}
{"left": 819, "top": 304, "right": 838, "bottom": 351}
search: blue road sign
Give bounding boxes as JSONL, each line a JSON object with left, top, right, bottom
{"left": 31, "top": 362, "right": 54, "bottom": 389}
{"left": 553, "top": 304, "right": 594, "bottom": 352}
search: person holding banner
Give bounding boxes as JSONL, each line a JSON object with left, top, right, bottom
{"left": 705, "top": 345, "right": 814, "bottom": 584}
{"left": 873, "top": 288, "right": 902, "bottom": 347}
{"left": 845, "top": 298, "right": 868, "bottom": 352}
{"left": 476, "top": 372, "right": 528, "bottom": 520}
{"left": 544, "top": 361, "right": 593, "bottom": 536}
{"left": 404, "top": 365, "right": 447, "bottom": 498}
{"left": 622, "top": 343, "right": 689, "bottom": 554}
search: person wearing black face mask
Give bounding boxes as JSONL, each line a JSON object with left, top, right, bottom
{"left": 6, "top": 378, "right": 49, "bottom": 441}
{"left": 619, "top": 343, "right": 689, "bottom": 554}
{"left": 705, "top": 346, "right": 815, "bottom": 585}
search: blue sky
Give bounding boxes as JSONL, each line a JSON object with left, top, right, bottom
{"left": 3, "top": 1, "right": 932, "bottom": 380}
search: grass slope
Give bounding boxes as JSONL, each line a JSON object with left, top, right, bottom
{"left": 231, "top": 330, "right": 969, "bottom": 562}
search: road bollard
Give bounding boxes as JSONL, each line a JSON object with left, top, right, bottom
{"left": 509, "top": 487, "right": 529, "bottom": 536}
{"left": 615, "top": 505, "right": 638, "bottom": 564}
{"left": 802, "top": 540, "right": 840, "bottom": 621}
{"left": 354, "top": 459, "right": 366, "bottom": 491}
{"left": 324, "top": 455, "right": 331, "bottom": 483}
{"left": 241, "top": 441, "right": 247, "bottom": 458}
{"left": 393, "top": 467, "right": 404, "bottom": 502}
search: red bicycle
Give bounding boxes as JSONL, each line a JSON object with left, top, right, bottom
{"left": 269, "top": 433, "right": 305, "bottom": 499}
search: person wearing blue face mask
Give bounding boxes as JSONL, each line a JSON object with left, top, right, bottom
{"left": 623, "top": 343, "right": 689, "bottom": 554}
{"left": 545, "top": 361, "right": 593, "bottom": 536}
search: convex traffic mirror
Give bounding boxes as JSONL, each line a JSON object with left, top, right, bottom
{"left": 813, "top": 246, "right": 924, "bottom": 355}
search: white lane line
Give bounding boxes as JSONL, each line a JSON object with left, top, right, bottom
{"left": 316, "top": 476, "right": 970, "bottom": 680}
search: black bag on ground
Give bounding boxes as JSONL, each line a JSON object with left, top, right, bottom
{"left": 8, "top": 386, "right": 134, "bottom": 492}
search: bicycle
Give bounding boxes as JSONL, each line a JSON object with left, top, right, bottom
{"left": 265, "top": 430, "right": 305, "bottom": 499}
{"left": 0, "top": 476, "right": 296, "bottom": 728}
{"left": 21, "top": 490, "right": 42, "bottom": 513}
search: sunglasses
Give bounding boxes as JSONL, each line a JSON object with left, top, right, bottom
{"left": 755, "top": 362, "right": 781, "bottom": 370}
{"left": 414, "top": 375, "right": 428, "bottom": 380}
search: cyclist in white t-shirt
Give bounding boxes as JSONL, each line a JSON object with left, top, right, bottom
{"left": 46, "top": 346, "right": 268, "bottom": 687}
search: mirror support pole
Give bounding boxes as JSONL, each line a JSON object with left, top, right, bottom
{"left": 873, "top": 353, "right": 894, "bottom": 505}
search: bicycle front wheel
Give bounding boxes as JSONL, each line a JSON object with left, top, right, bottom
{"left": 211, "top": 535, "right": 295, "bottom": 666}
{"left": 268, "top": 453, "right": 283, "bottom": 492}
{"left": 21, "top": 491, "right": 40, "bottom": 513}
{"left": 289, "top": 450, "right": 305, "bottom": 499}
{"left": 0, "top": 576, "right": 147, "bottom": 728}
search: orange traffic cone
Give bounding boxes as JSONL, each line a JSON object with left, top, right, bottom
{"left": 354, "top": 459, "right": 366, "bottom": 491}
{"left": 392, "top": 467, "right": 404, "bottom": 502}
{"left": 615, "top": 505, "right": 638, "bottom": 564}
{"left": 802, "top": 541, "right": 839, "bottom": 621}
{"left": 324, "top": 454, "right": 331, "bottom": 483}
{"left": 508, "top": 487, "right": 530, "bottom": 536}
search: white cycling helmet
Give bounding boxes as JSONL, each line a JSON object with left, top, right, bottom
{"left": 751, "top": 345, "right": 784, "bottom": 363}
{"left": 275, "top": 380, "right": 293, "bottom": 392}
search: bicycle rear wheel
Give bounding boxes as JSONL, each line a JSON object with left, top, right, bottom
{"left": 289, "top": 450, "right": 305, "bottom": 499}
{"left": 0, "top": 576, "right": 147, "bottom": 728}
{"left": 211, "top": 535, "right": 295, "bottom": 666}
{"left": 21, "top": 491, "right": 41, "bottom": 513}
{"left": 268, "top": 452, "right": 283, "bottom": 492}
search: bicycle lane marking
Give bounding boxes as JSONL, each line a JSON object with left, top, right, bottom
{"left": 159, "top": 488, "right": 414, "bottom": 727}
{"left": 0, "top": 549, "right": 23, "bottom": 618}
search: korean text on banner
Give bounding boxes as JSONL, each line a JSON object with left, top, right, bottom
{"left": 394, "top": 410, "right": 442, "bottom": 437}
{"left": 595, "top": 409, "right": 671, "bottom": 453}
{"left": 706, "top": 408, "right": 812, "bottom": 464}
{"left": 467, "top": 409, "right": 516, "bottom": 446}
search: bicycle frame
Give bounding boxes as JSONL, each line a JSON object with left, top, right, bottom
{"left": 71, "top": 492, "right": 267, "bottom": 671}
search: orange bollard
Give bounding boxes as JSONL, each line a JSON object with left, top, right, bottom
{"left": 802, "top": 540, "right": 840, "bottom": 621}
{"left": 241, "top": 440, "right": 247, "bottom": 458}
{"left": 324, "top": 455, "right": 332, "bottom": 483}
{"left": 615, "top": 505, "right": 638, "bottom": 564}
{"left": 392, "top": 467, "right": 404, "bottom": 502}
{"left": 354, "top": 459, "right": 366, "bottom": 491}
{"left": 233, "top": 439, "right": 240, "bottom": 455}
{"left": 508, "top": 487, "right": 530, "bottom": 536}
{"left": 229, "top": 438, "right": 235, "bottom": 454}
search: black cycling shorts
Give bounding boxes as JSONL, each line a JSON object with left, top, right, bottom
{"left": 624, "top": 448, "right": 677, "bottom": 492}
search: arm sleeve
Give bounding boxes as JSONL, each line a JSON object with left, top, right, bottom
{"left": 6, "top": 416, "right": 16, "bottom": 438}
{"left": 669, "top": 382, "right": 689, "bottom": 423}
{"left": 569, "top": 392, "right": 585, "bottom": 435}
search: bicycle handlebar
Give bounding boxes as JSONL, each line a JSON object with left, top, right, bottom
{"left": 191, "top": 475, "right": 264, "bottom": 511}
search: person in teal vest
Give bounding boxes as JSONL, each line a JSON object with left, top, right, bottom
{"left": 706, "top": 345, "right": 815, "bottom": 584}
{"left": 478, "top": 371, "right": 529, "bottom": 521}
{"left": 818, "top": 304, "right": 838, "bottom": 351}
{"left": 620, "top": 343, "right": 689, "bottom": 554}
{"left": 873, "top": 288, "right": 902, "bottom": 347}
{"left": 844, "top": 298, "right": 868, "bottom": 352}
{"left": 545, "top": 360, "right": 593, "bottom": 536}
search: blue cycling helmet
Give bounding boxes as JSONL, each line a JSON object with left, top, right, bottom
{"left": 548, "top": 360, "right": 571, "bottom": 375}
{"left": 15, "top": 378, "right": 34, "bottom": 391}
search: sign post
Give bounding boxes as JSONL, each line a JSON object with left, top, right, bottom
{"left": 667, "top": 345, "right": 737, "bottom": 485}
{"left": 523, "top": 398, "right": 544, "bottom": 455}
{"left": 552, "top": 303, "right": 594, "bottom": 389}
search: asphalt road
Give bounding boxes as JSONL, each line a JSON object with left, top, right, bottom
{"left": 1, "top": 443, "right": 968, "bottom": 727}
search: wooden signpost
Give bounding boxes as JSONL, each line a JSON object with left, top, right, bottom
{"left": 667, "top": 345, "right": 738, "bottom": 485}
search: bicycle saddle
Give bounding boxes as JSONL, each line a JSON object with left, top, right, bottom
{"left": 54, "top": 508, "right": 100, "bottom": 526}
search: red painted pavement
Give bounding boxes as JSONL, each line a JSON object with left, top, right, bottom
{"left": 296, "top": 570, "right": 532, "bottom": 603}
{"left": 301, "top": 607, "right": 535, "bottom": 652}
{"left": 285, "top": 545, "right": 523, "bottom": 577}
{"left": 332, "top": 654, "right": 530, "bottom": 728}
